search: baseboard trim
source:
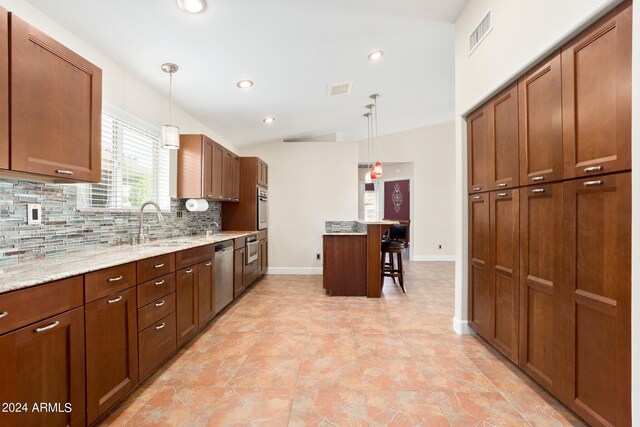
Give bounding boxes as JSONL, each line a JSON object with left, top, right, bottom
{"left": 452, "top": 317, "right": 476, "bottom": 335}
{"left": 266, "top": 267, "right": 323, "bottom": 275}
{"left": 411, "top": 255, "right": 456, "bottom": 262}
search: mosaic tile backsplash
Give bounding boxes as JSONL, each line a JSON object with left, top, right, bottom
{"left": 0, "top": 179, "right": 221, "bottom": 267}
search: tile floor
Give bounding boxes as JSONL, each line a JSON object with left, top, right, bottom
{"left": 101, "top": 261, "right": 585, "bottom": 426}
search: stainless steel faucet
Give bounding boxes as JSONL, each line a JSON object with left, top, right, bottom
{"left": 213, "top": 221, "right": 220, "bottom": 230}
{"left": 139, "top": 201, "right": 165, "bottom": 243}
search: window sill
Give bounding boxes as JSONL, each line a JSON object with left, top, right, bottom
{"left": 76, "top": 208, "right": 172, "bottom": 214}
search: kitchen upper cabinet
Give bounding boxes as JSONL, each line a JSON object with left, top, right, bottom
{"left": 562, "top": 172, "right": 631, "bottom": 427}
{"left": 468, "top": 193, "right": 489, "bottom": 336}
{"left": 488, "top": 189, "right": 519, "bottom": 363}
{"left": 488, "top": 85, "right": 519, "bottom": 190}
{"left": 9, "top": 13, "right": 101, "bottom": 183}
{"left": 0, "top": 8, "right": 8, "bottom": 171}
{"left": 85, "top": 288, "right": 138, "bottom": 424}
{"left": 176, "top": 266, "right": 198, "bottom": 346}
{"left": 467, "top": 107, "right": 489, "bottom": 193}
{"left": 223, "top": 150, "right": 234, "bottom": 201}
{"left": 197, "top": 259, "right": 215, "bottom": 328}
{"left": 212, "top": 143, "right": 224, "bottom": 201}
{"left": 518, "top": 53, "right": 563, "bottom": 185}
{"left": 257, "top": 159, "right": 268, "bottom": 188}
{"left": 519, "top": 183, "right": 564, "bottom": 397}
{"left": 0, "top": 307, "right": 85, "bottom": 427}
{"left": 232, "top": 154, "right": 240, "bottom": 201}
{"left": 562, "top": 4, "right": 632, "bottom": 180}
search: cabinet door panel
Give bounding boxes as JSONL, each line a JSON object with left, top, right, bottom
{"left": 202, "top": 139, "right": 213, "bottom": 199}
{"left": 10, "top": 14, "right": 101, "bottom": 182}
{"left": 563, "top": 173, "right": 630, "bottom": 426}
{"left": 86, "top": 288, "right": 138, "bottom": 424}
{"left": 198, "top": 259, "right": 215, "bottom": 328}
{"left": 232, "top": 155, "right": 240, "bottom": 200}
{"left": 518, "top": 54, "right": 563, "bottom": 185}
{"left": 467, "top": 108, "right": 489, "bottom": 193}
{"left": 468, "top": 193, "right": 489, "bottom": 336}
{"left": 489, "top": 189, "right": 519, "bottom": 362}
{"left": 562, "top": 4, "right": 631, "bottom": 179}
{"left": 0, "top": 308, "right": 85, "bottom": 427}
{"left": 519, "top": 183, "right": 563, "bottom": 396}
{"left": 0, "top": 8, "right": 7, "bottom": 170}
{"left": 176, "top": 266, "right": 198, "bottom": 346}
{"left": 223, "top": 150, "right": 234, "bottom": 201}
{"left": 211, "top": 144, "right": 224, "bottom": 200}
{"left": 234, "top": 248, "right": 245, "bottom": 298}
{"left": 489, "top": 85, "right": 519, "bottom": 189}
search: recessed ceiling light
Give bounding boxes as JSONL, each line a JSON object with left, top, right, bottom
{"left": 237, "top": 80, "right": 254, "bottom": 89}
{"left": 177, "top": 0, "right": 207, "bottom": 14}
{"left": 263, "top": 117, "right": 276, "bottom": 124}
{"left": 368, "top": 50, "right": 384, "bottom": 61}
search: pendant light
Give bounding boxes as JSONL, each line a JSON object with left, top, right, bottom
{"left": 365, "top": 103, "right": 378, "bottom": 181}
{"left": 370, "top": 93, "right": 382, "bottom": 178}
{"left": 161, "top": 63, "right": 180, "bottom": 150}
{"left": 363, "top": 112, "right": 373, "bottom": 184}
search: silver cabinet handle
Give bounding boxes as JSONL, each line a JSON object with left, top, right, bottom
{"left": 154, "top": 263, "right": 165, "bottom": 269}
{"left": 583, "top": 180, "right": 603, "bottom": 186}
{"left": 185, "top": 269, "right": 193, "bottom": 274}
{"left": 155, "top": 322, "right": 166, "bottom": 330}
{"left": 584, "top": 166, "right": 603, "bottom": 173}
{"left": 108, "top": 275, "right": 124, "bottom": 282}
{"left": 35, "top": 321, "right": 60, "bottom": 333}
{"left": 497, "top": 183, "right": 507, "bottom": 188}
{"left": 531, "top": 176, "right": 545, "bottom": 182}
{"left": 108, "top": 296, "right": 123, "bottom": 304}
{"left": 155, "top": 280, "right": 165, "bottom": 286}
{"left": 472, "top": 187, "right": 481, "bottom": 192}
{"left": 532, "top": 188, "right": 545, "bottom": 194}
{"left": 0, "top": 311, "right": 7, "bottom": 319}
{"left": 473, "top": 196, "right": 481, "bottom": 200}
{"left": 497, "top": 193, "right": 508, "bottom": 197}
{"left": 55, "top": 169, "right": 74, "bottom": 175}
{"left": 155, "top": 300, "right": 165, "bottom": 307}
{"left": 205, "top": 262, "right": 212, "bottom": 266}
{"left": 207, "top": 194, "right": 213, "bottom": 198}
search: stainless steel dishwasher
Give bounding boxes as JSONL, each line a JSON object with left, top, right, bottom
{"left": 214, "top": 240, "right": 234, "bottom": 314}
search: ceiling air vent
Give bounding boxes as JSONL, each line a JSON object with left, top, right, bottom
{"left": 469, "top": 9, "right": 492, "bottom": 55}
{"left": 328, "top": 81, "right": 353, "bottom": 97}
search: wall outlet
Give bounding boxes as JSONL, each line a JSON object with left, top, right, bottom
{"left": 176, "top": 211, "right": 183, "bottom": 218}
{"left": 316, "top": 253, "right": 321, "bottom": 260}
{"left": 27, "top": 203, "right": 42, "bottom": 225}
{"left": 438, "top": 244, "right": 442, "bottom": 250}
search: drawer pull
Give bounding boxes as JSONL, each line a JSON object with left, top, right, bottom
{"left": 532, "top": 188, "right": 545, "bottom": 194}
{"left": 154, "top": 280, "right": 166, "bottom": 286}
{"left": 55, "top": 169, "right": 74, "bottom": 175}
{"left": 205, "top": 262, "right": 212, "bottom": 266}
{"left": 154, "top": 263, "right": 165, "bottom": 269}
{"left": 473, "top": 196, "right": 482, "bottom": 200}
{"left": 584, "top": 165, "right": 603, "bottom": 173}
{"left": 531, "top": 176, "right": 545, "bottom": 182}
{"left": 207, "top": 194, "right": 213, "bottom": 198}
{"left": 35, "top": 321, "right": 60, "bottom": 333}
{"left": 583, "top": 180, "right": 604, "bottom": 187}
{"left": 185, "top": 269, "right": 193, "bottom": 274}
{"left": 472, "top": 187, "right": 481, "bottom": 192}
{"left": 155, "top": 300, "right": 166, "bottom": 307}
{"left": 108, "top": 275, "right": 124, "bottom": 282}
{"left": 108, "top": 296, "right": 123, "bottom": 304}
{"left": 0, "top": 311, "right": 7, "bottom": 319}
{"left": 497, "top": 183, "right": 507, "bottom": 188}
{"left": 497, "top": 193, "right": 508, "bottom": 197}
{"left": 155, "top": 322, "right": 166, "bottom": 330}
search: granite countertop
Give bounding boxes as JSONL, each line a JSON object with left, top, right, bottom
{"left": 323, "top": 232, "right": 367, "bottom": 236}
{"left": 0, "top": 231, "right": 257, "bottom": 295}
{"left": 356, "top": 220, "right": 400, "bottom": 225}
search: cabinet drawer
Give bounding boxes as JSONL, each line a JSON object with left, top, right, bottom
{"left": 258, "top": 230, "right": 268, "bottom": 240}
{"left": 0, "top": 276, "right": 83, "bottom": 336}
{"left": 246, "top": 259, "right": 258, "bottom": 274}
{"left": 138, "top": 311, "right": 176, "bottom": 379}
{"left": 138, "top": 293, "right": 176, "bottom": 332}
{"left": 137, "top": 273, "right": 175, "bottom": 308}
{"left": 234, "top": 237, "right": 245, "bottom": 249}
{"left": 176, "top": 244, "right": 213, "bottom": 270}
{"left": 85, "top": 263, "right": 136, "bottom": 303}
{"left": 137, "top": 253, "right": 175, "bottom": 283}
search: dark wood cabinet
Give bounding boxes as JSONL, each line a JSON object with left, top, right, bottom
{"left": 518, "top": 53, "right": 563, "bottom": 185}
{"left": 0, "top": 307, "right": 85, "bottom": 427}
{"left": 232, "top": 154, "right": 241, "bottom": 201}
{"left": 223, "top": 149, "right": 234, "bottom": 201}
{"left": 222, "top": 157, "right": 268, "bottom": 231}
{"left": 562, "top": 4, "right": 632, "bottom": 180}
{"left": 202, "top": 138, "right": 214, "bottom": 199}
{"left": 562, "top": 172, "right": 631, "bottom": 426}
{"left": 0, "top": 8, "right": 7, "bottom": 171}
{"left": 234, "top": 247, "right": 246, "bottom": 298}
{"left": 468, "top": 193, "right": 489, "bottom": 336}
{"left": 488, "top": 189, "right": 519, "bottom": 362}
{"left": 488, "top": 85, "right": 519, "bottom": 189}
{"left": 9, "top": 13, "right": 101, "bottom": 183}
{"left": 212, "top": 143, "right": 224, "bottom": 201}
{"left": 197, "top": 259, "right": 215, "bottom": 328}
{"left": 518, "top": 183, "right": 564, "bottom": 396}
{"left": 257, "top": 159, "right": 268, "bottom": 188}
{"left": 138, "top": 312, "right": 176, "bottom": 380}
{"left": 85, "top": 287, "right": 138, "bottom": 424}
{"left": 176, "top": 266, "right": 198, "bottom": 346}
{"left": 467, "top": 107, "right": 489, "bottom": 193}
{"left": 258, "top": 238, "right": 268, "bottom": 277}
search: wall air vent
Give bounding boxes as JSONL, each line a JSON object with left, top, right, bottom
{"left": 328, "top": 81, "right": 353, "bottom": 97}
{"left": 469, "top": 9, "right": 492, "bottom": 55}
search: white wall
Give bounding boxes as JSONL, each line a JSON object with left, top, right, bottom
{"left": 240, "top": 141, "right": 359, "bottom": 274}
{"left": 357, "top": 122, "right": 456, "bottom": 261}
{"left": 0, "top": 0, "right": 235, "bottom": 154}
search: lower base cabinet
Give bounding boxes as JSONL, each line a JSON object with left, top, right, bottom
{"left": 197, "top": 259, "right": 215, "bottom": 327}
{"left": 0, "top": 307, "right": 86, "bottom": 427}
{"left": 85, "top": 288, "right": 138, "bottom": 425}
{"left": 138, "top": 311, "right": 176, "bottom": 379}
{"left": 234, "top": 246, "right": 246, "bottom": 298}
{"left": 176, "top": 266, "right": 199, "bottom": 346}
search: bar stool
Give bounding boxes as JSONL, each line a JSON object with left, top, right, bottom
{"left": 381, "top": 240, "right": 406, "bottom": 293}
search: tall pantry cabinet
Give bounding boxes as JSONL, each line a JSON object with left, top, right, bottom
{"left": 466, "top": 3, "right": 632, "bottom": 426}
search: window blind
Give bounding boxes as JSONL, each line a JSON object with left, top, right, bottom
{"left": 78, "top": 106, "right": 170, "bottom": 210}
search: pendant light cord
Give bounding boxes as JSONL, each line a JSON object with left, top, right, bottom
{"left": 169, "top": 72, "right": 174, "bottom": 125}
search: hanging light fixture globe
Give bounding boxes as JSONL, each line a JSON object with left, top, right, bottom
{"left": 161, "top": 63, "right": 180, "bottom": 150}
